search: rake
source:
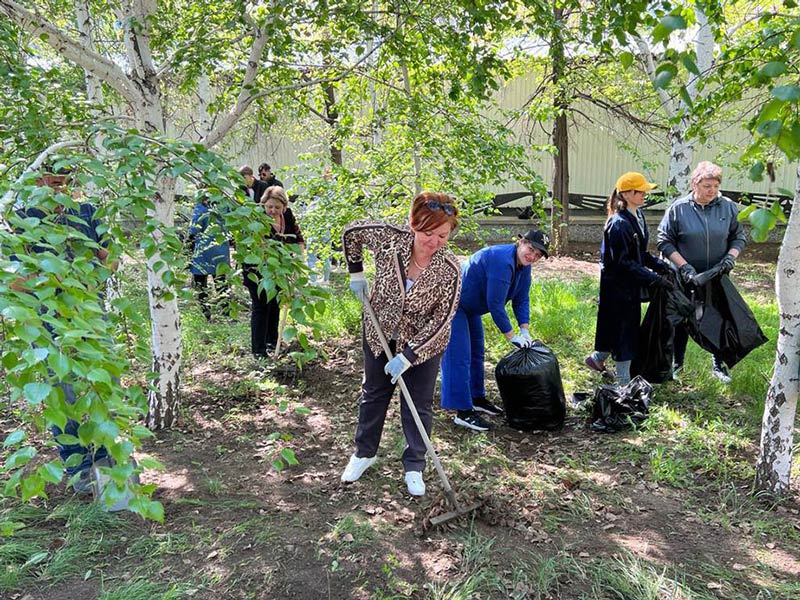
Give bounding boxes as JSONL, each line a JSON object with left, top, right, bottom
{"left": 361, "top": 296, "right": 481, "bottom": 526}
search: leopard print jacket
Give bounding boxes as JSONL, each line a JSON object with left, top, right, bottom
{"left": 342, "top": 220, "right": 462, "bottom": 365}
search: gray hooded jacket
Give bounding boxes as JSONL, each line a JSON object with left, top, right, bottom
{"left": 656, "top": 194, "right": 746, "bottom": 272}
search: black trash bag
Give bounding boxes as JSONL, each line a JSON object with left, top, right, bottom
{"left": 591, "top": 375, "right": 653, "bottom": 433}
{"left": 631, "top": 274, "right": 694, "bottom": 383}
{"left": 495, "top": 341, "right": 566, "bottom": 431}
{"left": 691, "top": 275, "right": 768, "bottom": 368}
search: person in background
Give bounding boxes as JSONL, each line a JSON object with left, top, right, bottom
{"left": 340, "top": 192, "right": 461, "bottom": 497}
{"left": 258, "top": 162, "right": 284, "bottom": 189}
{"left": 440, "top": 229, "right": 549, "bottom": 432}
{"left": 188, "top": 194, "right": 231, "bottom": 321}
{"left": 657, "top": 161, "right": 747, "bottom": 383}
{"left": 242, "top": 186, "right": 304, "bottom": 358}
{"left": 239, "top": 165, "right": 267, "bottom": 203}
{"left": 586, "top": 172, "right": 672, "bottom": 386}
{"left": 10, "top": 170, "right": 136, "bottom": 506}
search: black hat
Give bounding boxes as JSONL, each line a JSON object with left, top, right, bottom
{"left": 520, "top": 229, "right": 550, "bottom": 258}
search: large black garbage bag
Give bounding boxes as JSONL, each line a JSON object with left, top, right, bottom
{"left": 631, "top": 275, "right": 694, "bottom": 383}
{"left": 691, "top": 275, "right": 767, "bottom": 368}
{"left": 591, "top": 376, "right": 653, "bottom": 433}
{"left": 495, "top": 341, "right": 566, "bottom": 431}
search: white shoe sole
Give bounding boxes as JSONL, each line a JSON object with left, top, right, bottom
{"left": 453, "top": 417, "right": 489, "bottom": 432}
{"left": 473, "top": 405, "right": 502, "bottom": 416}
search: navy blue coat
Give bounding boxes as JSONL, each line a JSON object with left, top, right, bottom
{"left": 594, "top": 209, "right": 661, "bottom": 361}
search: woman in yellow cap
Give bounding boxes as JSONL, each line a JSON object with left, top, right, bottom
{"left": 585, "top": 172, "right": 673, "bottom": 384}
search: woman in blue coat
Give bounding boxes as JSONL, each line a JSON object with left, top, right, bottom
{"left": 585, "top": 172, "right": 672, "bottom": 384}
{"left": 440, "top": 230, "right": 549, "bottom": 431}
{"left": 189, "top": 196, "right": 231, "bottom": 321}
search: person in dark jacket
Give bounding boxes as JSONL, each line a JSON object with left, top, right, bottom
{"left": 188, "top": 195, "right": 231, "bottom": 321}
{"left": 440, "top": 230, "right": 549, "bottom": 431}
{"left": 239, "top": 165, "right": 267, "bottom": 203}
{"left": 586, "top": 172, "right": 672, "bottom": 385}
{"left": 258, "top": 162, "right": 284, "bottom": 189}
{"left": 243, "top": 186, "right": 304, "bottom": 358}
{"left": 656, "top": 161, "right": 747, "bottom": 383}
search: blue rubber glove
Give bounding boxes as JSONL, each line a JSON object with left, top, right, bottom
{"left": 384, "top": 353, "right": 412, "bottom": 384}
{"left": 349, "top": 273, "right": 369, "bottom": 302}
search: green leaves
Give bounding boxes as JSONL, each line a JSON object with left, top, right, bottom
{"left": 653, "top": 64, "right": 677, "bottom": 90}
{"left": 757, "top": 61, "right": 788, "bottom": 78}
{"left": 22, "top": 382, "right": 52, "bottom": 406}
{"left": 771, "top": 85, "right": 800, "bottom": 102}
{"left": 652, "top": 14, "right": 687, "bottom": 44}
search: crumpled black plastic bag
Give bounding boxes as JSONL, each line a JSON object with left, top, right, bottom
{"left": 631, "top": 273, "right": 694, "bottom": 383}
{"left": 591, "top": 376, "right": 653, "bottom": 433}
{"left": 495, "top": 341, "right": 566, "bottom": 431}
{"left": 691, "top": 275, "right": 768, "bottom": 368}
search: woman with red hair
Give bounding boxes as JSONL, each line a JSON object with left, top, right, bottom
{"left": 339, "top": 193, "right": 462, "bottom": 497}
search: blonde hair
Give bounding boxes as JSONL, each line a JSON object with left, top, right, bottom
{"left": 261, "top": 185, "right": 288, "bottom": 206}
{"left": 690, "top": 161, "right": 723, "bottom": 188}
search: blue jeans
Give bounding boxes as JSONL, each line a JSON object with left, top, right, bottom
{"left": 591, "top": 351, "right": 631, "bottom": 385}
{"left": 440, "top": 308, "right": 487, "bottom": 410}
{"left": 50, "top": 380, "right": 109, "bottom": 476}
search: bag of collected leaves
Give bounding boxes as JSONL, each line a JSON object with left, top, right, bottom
{"left": 495, "top": 341, "right": 566, "bottom": 431}
{"left": 591, "top": 375, "right": 653, "bottom": 433}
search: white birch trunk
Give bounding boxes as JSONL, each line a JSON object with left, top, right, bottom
{"left": 74, "top": 0, "right": 102, "bottom": 106}
{"left": 144, "top": 175, "right": 182, "bottom": 429}
{"left": 116, "top": 1, "right": 183, "bottom": 429}
{"left": 755, "top": 166, "right": 800, "bottom": 495}
{"left": 636, "top": 4, "right": 715, "bottom": 196}
{"left": 667, "top": 119, "right": 693, "bottom": 193}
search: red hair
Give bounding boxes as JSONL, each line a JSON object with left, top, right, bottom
{"left": 409, "top": 192, "right": 458, "bottom": 233}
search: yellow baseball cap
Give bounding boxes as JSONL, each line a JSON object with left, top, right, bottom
{"left": 615, "top": 172, "right": 658, "bottom": 193}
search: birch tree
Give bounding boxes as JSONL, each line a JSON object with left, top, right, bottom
{"left": 632, "top": 2, "right": 715, "bottom": 194}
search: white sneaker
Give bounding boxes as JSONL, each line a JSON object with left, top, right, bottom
{"left": 404, "top": 471, "right": 425, "bottom": 496}
{"left": 341, "top": 454, "right": 377, "bottom": 482}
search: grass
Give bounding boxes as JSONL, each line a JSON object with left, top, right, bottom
{"left": 3, "top": 257, "right": 796, "bottom": 599}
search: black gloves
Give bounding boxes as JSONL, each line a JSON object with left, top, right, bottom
{"left": 718, "top": 254, "right": 736, "bottom": 275}
{"left": 651, "top": 275, "right": 676, "bottom": 291}
{"left": 678, "top": 263, "right": 697, "bottom": 284}
{"left": 652, "top": 259, "right": 671, "bottom": 276}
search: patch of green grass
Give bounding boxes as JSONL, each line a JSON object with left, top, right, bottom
{"left": 0, "top": 499, "right": 132, "bottom": 590}
{"left": 99, "top": 577, "right": 200, "bottom": 600}
{"left": 587, "top": 551, "right": 716, "bottom": 600}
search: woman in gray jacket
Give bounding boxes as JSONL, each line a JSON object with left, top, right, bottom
{"left": 656, "top": 161, "right": 747, "bottom": 383}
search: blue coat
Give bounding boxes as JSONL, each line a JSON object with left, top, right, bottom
{"left": 459, "top": 244, "right": 531, "bottom": 332}
{"left": 189, "top": 202, "right": 230, "bottom": 276}
{"left": 594, "top": 209, "right": 660, "bottom": 361}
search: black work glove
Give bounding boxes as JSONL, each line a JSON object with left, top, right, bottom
{"left": 678, "top": 263, "right": 697, "bottom": 284}
{"left": 651, "top": 275, "right": 675, "bottom": 291}
{"left": 653, "top": 259, "right": 671, "bottom": 276}
{"left": 718, "top": 254, "right": 736, "bottom": 275}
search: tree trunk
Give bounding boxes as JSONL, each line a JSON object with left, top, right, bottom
{"left": 323, "top": 82, "right": 343, "bottom": 166}
{"left": 550, "top": 5, "right": 569, "bottom": 254}
{"left": 755, "top": 165, "right": 800, "bottom": 496}
{"left": 552, "top": 110, "right": 569, "bottom": 254}
{"left": 667, "top": 119, "right": 692, "bottom": 194}
{"left": 145, "top": 175, "right": 182, "bottom": 429}
{"left": 118, "top": 3, "right": 183, "bottom": 429}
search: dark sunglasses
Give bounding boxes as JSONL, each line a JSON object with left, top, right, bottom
{"left": 426, "top": 200, "right": 456, "bottom": 215}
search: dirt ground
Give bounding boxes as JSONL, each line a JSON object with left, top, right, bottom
{"left": 17, "top": 256, "right": 794, "bottom": 600}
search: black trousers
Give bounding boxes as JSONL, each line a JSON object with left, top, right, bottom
{"left": 193, "top": 273, "right": 229, "bottom": 320}
{"left": 244, "top": 277, "right": 280, "bottom": 354}
{"left": 354, "top": 334, "right": 442, "bottom": 473}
